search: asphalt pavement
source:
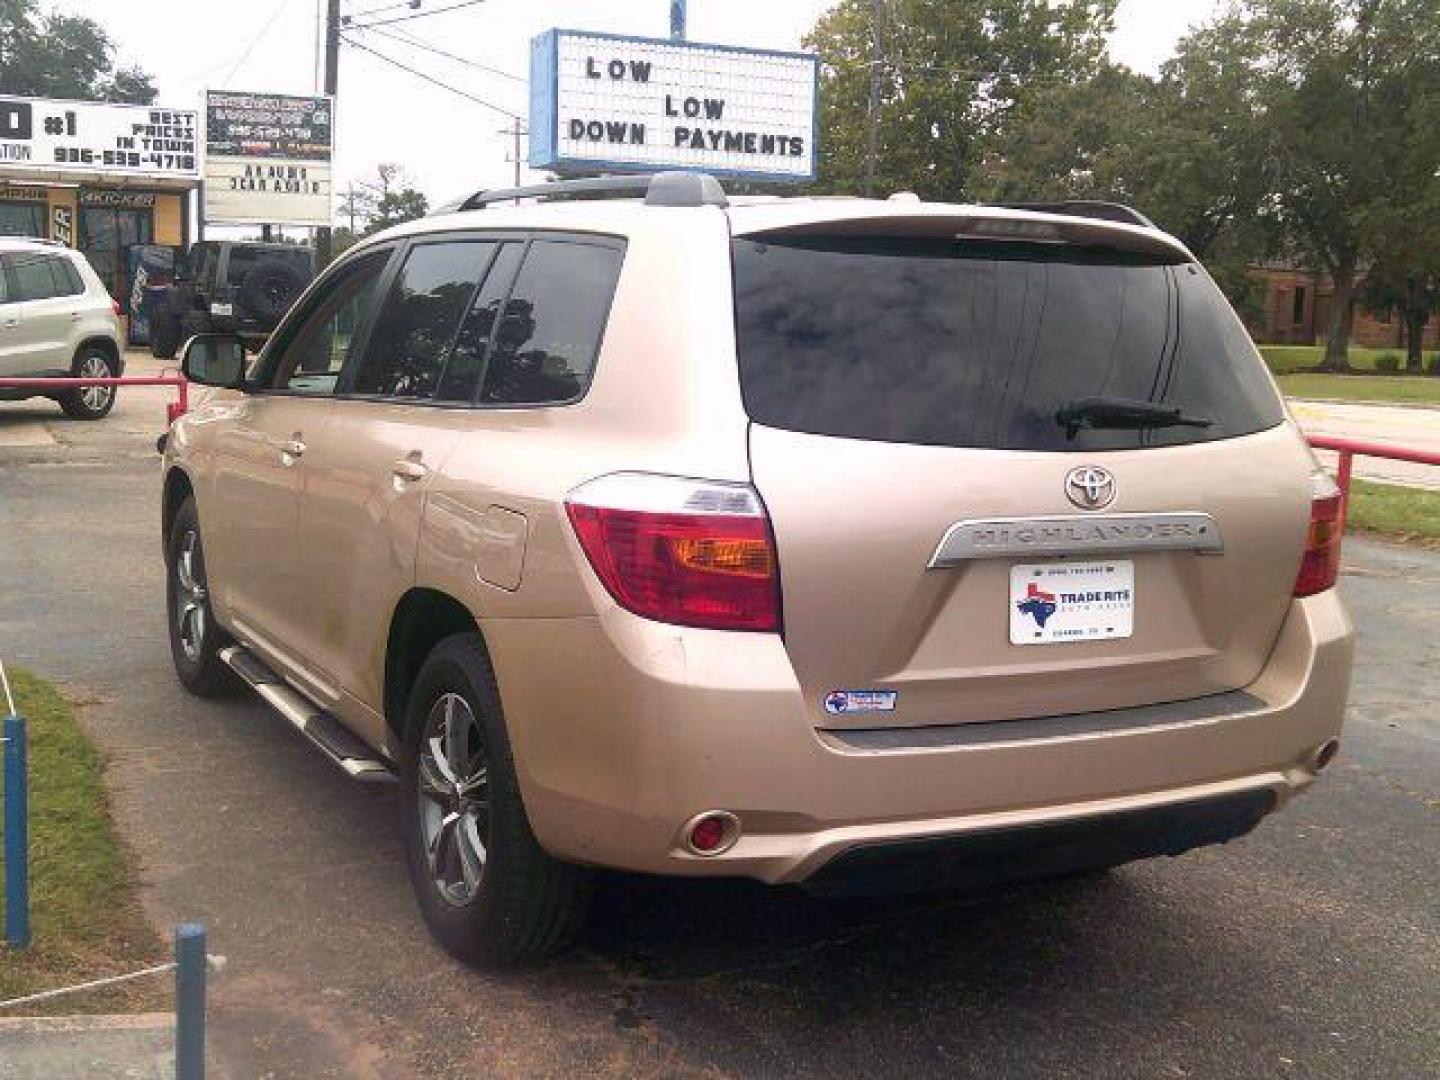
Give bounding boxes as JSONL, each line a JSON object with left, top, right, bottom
{"left": 0, "top": 374, "right": 1436, "bottom": 1078}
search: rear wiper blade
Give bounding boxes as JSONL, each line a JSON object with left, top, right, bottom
{"left": 1056, "top": 396, "right": 1213, "bottom": 440}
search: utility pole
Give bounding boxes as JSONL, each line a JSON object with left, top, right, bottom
{"left": 317, "top": 0, "right": 341, "bottom": 266}
{"left": 499, "top": 121, "right": 525, "bottom": 189}
{"left": 863, "top": 0, "right": 884, "bottom": 197}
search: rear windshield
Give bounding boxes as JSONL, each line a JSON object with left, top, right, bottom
{"left": 731, "top": 235, "right": 1283, "bottom": 452}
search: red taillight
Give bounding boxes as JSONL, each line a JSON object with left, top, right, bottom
{"left": 1294, "top": 472, "right": 1344, "bottom": 597}
{"left": 111, "top": 298, "right": 123, "bottom": 319}
{"left": 565, "top": 474, "right": 781, "bottom": 632}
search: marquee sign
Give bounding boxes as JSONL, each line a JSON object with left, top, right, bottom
{"left": 530, "top": 29, "right": 818, "bottom": 182}
{"left": 0, "top": 96, "right": 198, "bottom": 179}
{"left": 204, "top": 91, "right": 333, "bottom": 226}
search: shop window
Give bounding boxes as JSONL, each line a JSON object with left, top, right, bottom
{"left": 79, "top": 205, "right": 154, "bottom": 298}
{"left": 0, "top": 201, "right": 46, "bottom": 238}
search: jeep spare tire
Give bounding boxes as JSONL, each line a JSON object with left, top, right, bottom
{"left": 237, "top": 259, "right": 307, "bottom": 325}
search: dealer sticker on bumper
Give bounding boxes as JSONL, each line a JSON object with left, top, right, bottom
{"left": 824, "top": 689, "right": 898, "bottom": 715}
{"left": 1010, "top": 560, "right": 1135, "bottom": 645}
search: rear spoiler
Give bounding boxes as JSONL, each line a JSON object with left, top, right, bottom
{"left": 737, "top": 212, "right": 1192, "bottom": 262}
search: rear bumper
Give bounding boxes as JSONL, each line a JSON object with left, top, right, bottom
{"left": 803, "top": 787, "right": 1276, "bottom": 896}
{"left": 484, "top": 590, "right": 1352, "bottom": 885}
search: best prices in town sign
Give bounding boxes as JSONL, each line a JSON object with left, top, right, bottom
{"left": 529, "top": 29, "right": 819, "bottom": 182}
{"left": 0, "top": 96, "right": 198, "bottom": 179}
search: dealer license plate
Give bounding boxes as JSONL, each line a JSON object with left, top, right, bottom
{"left": 1009, "top": 560, "right": 1135, "bottom": 645}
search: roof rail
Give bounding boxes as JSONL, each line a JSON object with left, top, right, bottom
{"left": 446, "top": 171, "right": 728, "bottom": 213}
{"left": 987, "top": 200, "right": 1156, "bottom": 229}
{"left": 0, "top": 235, "right": 66, "bottom": 247}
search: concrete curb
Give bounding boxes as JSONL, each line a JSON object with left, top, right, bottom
{"left": 1288, "top": 396, "right": 1440, "bottom": 412}
{"left": 0, "top": 1011, "right": 172, "bottom": 1032}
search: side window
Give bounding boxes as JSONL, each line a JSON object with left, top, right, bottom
{"left": 55, "top": 258, "right": 84, "bottom": 297}
{"left": 351, "top": 241, "right": 497, "bottom": 400}
{"left": 268, "top": 250, "right": 389, "bottom": 395}
{"left": 0, "top": 257, "right": 10, "bottom": 304}
{"left": 436, "top": 243, "right": 523, "bottom": 402}
{"left": 480, "top": 240, "right": 623, "bottom": 406}
{"left": 10, "top": 253, "right": 61, "bottom": 301}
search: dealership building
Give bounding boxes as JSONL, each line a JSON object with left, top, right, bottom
{"left": 0, "top": 95, "right": 199, "bottom": 299}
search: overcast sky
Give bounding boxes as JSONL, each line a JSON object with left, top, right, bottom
{"left": 56, "top": 0, "right": 1223, "bottom": 211}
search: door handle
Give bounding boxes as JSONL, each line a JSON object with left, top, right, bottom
{"left": 70, "top": 312, "right": 83, "bottom": 321}
{"left": 392, "top": 458, "right": 429, "bottom": 482}
{"left": 280, "top": 437, "right": 306, "bottom": 463}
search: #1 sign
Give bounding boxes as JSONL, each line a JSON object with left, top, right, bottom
{"left": 530, "top": 29, "right": 818, "bottom": 182}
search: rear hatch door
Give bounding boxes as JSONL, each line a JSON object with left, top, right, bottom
{"left": 733, "top": 216, "right": 1315, "bottom": 730}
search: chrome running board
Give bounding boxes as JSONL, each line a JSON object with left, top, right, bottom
{"left": 219, "top": 645, "right": 396, "bottom": 784}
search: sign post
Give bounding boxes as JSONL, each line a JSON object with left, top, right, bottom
{"left": 2, "top": 661, "right": 27, "bottom": 951}
{"left": 529, "top": 29, "right": 819, "bottom": 183}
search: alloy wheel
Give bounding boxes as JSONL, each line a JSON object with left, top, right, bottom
{"left": 174, "top": 530, "right": 208, "bottom": 662}
{"left": 416, "top": 693, "right": 490, "bottom": 907}
{"left": 78, "top": 354, "right": 114, "bottom": 412}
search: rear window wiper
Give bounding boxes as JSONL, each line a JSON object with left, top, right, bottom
{"left": 1056, "top": 396, "right": 1214, "bottom": 440}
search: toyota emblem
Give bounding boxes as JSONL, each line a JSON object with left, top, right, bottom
{"left": 1065, "top": 465, "right": 1116, "bottom": 510}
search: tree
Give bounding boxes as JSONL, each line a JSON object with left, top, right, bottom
{"left": 804, "top": 0, "right": 1118, "bottom": 201}
{"left": 347, "top": 163, "right": 430, "bottom": 235}
{"left": 1247, "top": 0, "right": 1440, "bottom": 370}
{"left": 368, "top": 188, "right": 429, "bottom": 233}
{"left": 0, "top": 1, "right": 157, "bottom": 103}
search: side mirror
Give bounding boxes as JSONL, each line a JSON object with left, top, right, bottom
{"left": 181, "top": 333, "right": 247, "bottom": 389}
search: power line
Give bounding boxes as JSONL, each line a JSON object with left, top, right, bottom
{"left": 347, "top": 0, "right": 486, "bottom": 30}
{"left": 339, "top": 32, "right": 521, "bottom": 119}
{"left": 354, "top": 22, "right": 526, "bottom": 83}
{"left": 222, "top": 0, "right": 293, "bottom": 86}
{"left": 341, "top": 0, "right": 418, "bottom": 22}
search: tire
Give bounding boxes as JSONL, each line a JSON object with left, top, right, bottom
{"left": 399, "top": 633, "right": 592, "bottom": 965}
{"left": 150, "top": 310, "right": 181, "bottom": 359}
{"left": 59, "top": 346, "right": 117, "bottom": 420}
{"left": 166, "top": 497, "right": 239, "bottom": 697}
{"left": 237, "top": 259, "right": 307, "bottom": 326}
{"left": 180, "top": 311, "right": 212, "bottom": 342}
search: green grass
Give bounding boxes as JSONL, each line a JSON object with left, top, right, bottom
{"left": 1277, "top": 373, "right": 1440, "bottom": 405}
{"left": 0, "top": 669, "right": 164, "bottom": 1013}
{"left": 1258, "top": 345, "right": 1409, "bottom": 375}
{"left": 1346, "top": 480, "right": 1440, "bottom": 545}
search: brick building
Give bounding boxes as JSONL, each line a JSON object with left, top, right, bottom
{"left": 1249, "top": 263, "right": 1440, "bottom": 350}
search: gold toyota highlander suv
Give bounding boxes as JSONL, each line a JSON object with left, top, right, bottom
{"left": 161, "top": 173, "right": 1354, "bottom": 964}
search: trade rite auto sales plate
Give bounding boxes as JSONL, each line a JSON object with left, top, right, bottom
{"left": 1009, "top": 561, "right": 1135, "bottom": 645}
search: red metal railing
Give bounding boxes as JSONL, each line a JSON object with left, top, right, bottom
{"left": 0, "top": 375, "right": 189, "bottom": 424}
{"left": 1308, "top": 434, "right": 1440, "bottom": 522}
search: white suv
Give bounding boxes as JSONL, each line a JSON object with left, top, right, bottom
{"left": 0, "top": 237, "right": 125, "bottom": 420}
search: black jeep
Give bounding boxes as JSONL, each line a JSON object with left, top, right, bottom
{"left": 150, "top": 241, "right": 314, "bottom": 359}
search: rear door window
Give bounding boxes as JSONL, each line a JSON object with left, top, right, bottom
{"left": 10, "top": 252, "right": 64, "bottom": 301}
{"left": 731, "top": 235, "right": 1283, "bottom": 452}
{"left": 478, "top": 239, "right": 624, "bottom": 406}
{"left": 350, "top": 241, "right": 499, "bottom": 400}
{"left": 436, "top": 243, "right": 523, "bottom": 402}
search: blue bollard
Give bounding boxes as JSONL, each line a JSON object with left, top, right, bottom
{"left": 174, "top": 922, "right": 207, "bottom": 1080}
{"left": 3, "top": 713, "right": 28, "bottom": 950}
